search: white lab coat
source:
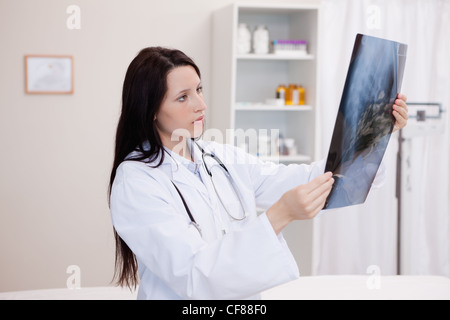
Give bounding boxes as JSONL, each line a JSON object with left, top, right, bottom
{"left": 110, "top": 139, "right": 384, "bottom": 300}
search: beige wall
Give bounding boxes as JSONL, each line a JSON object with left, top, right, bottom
{"left": 0, "top": 0, "right": 319, "bottom": 292}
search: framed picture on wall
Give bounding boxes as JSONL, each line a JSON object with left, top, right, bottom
{"left": 25, "top": 55, "right": 74, "bottom": 94}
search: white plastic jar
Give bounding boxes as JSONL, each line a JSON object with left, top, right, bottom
{"left": 236, "top": 23, "right": 251, "bottom": 54}
{"left": 252, "top": 25, "right": 269, "bottom": 54}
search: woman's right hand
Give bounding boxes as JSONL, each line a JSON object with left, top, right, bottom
{"left": 266, "top": 172, "right": 334, "bottom": 234}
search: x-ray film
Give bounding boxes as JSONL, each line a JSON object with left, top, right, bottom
{"left": 323, "top": 34, "right": 407, "bottom": 210}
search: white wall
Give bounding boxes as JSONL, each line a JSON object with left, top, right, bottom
{"left": 0, "top": 0, "right": 320, "bottom": 292}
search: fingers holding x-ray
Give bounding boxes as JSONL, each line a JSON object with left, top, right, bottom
{"left": 308, "top": 177, "right": 335, "bottom": 215}
{"left": 288, "top": 172, "right": 334, "bottom": 219}
{"left": 393, "top": 93, "right": 408, "bottom": 132}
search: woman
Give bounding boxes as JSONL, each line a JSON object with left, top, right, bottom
{"left": 108, "top": 47, "right": 408, "bottom": 299}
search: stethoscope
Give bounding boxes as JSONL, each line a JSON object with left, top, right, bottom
{"left": 170, "top": 141, "right": 248, "bottom": 236}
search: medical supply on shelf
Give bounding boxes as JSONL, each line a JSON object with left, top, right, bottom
{"left": 283, "top": 138, "right": 297, "bottom": 155}
{"left": 284, "top": 84, "right": 306, "bottom": 106}
{"left": 253, "top": 25, "right": 269, "bottom": 54}
{"left": 276, "top": 84, "right": 286, "bottom": 100}
{"left": 298, "top": 85, "right": 305, "bottom": 105}
{"left": 237, "top": 23, "right": 252, "bottom": 54}
{"left": 273, "top": 40, "right": 308, "bottom": 56}
{"left": 265, "top": 98, "right": 285, "bottom": 107}
{"left": 285, "top": 84, "right": 297, "bottom": 105}
{"left": 292, "top": 85, "right": 300, "bottom": 105}
{"left": 277, "top": 135, "right": 297, "bottom": 156}
{"left": 278, "top": 135, "right": 287, "bottom": 155}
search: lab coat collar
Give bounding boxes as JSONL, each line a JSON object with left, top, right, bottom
{"left": 162, "top": 139, "right": 220, "bottom": 170}
{"left": 163, "top": 140, "right": 202, "bottom": 178}
{"left": 126, "top": 139, "right": 201, "bottom": 169}
{"left": 126, "top": 139, "right": 218, "bottom": 191}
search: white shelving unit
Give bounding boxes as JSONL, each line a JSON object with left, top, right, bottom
{"left": 211, "top": 2, "right": 320, "bottom": 164}
{"left": 236, "top": 53, "right": 315, "bottom": 60}
{"left": 211, "top": 2, "right": 321, "bottom": 276}
{"left": 235, "top": 103, "right": 313, "bottom": 111}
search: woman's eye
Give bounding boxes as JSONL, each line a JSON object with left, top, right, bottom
{"left": 197, "top": 86, "right": 203, "bottom": 94}
{"left": 177, "top": 95, "right": 187, "bottom": 102}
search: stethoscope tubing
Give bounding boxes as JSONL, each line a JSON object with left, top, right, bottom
{"left": 194, "top": 142, "right": 248, "bottom": 221}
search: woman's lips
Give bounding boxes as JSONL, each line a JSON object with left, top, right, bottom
{"left": 193, "top": 115, "right": 204, "bottom": 124}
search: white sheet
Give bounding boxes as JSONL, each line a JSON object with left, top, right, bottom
{"left": 0, "top": 286, "right": 138, "bottom": 300}
{"left": 261, "top": 275, "right": 450, "bottom": 300}
{"left": 1, "top": 275, "right": 449, "bottom": 300}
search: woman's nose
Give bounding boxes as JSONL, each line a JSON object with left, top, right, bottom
{"left": 194, "top": 95, "right": 207, "bottom": 112}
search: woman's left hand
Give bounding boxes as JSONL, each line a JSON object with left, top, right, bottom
{"left": 393, "top": 93, "right": 408, "bottom": 132}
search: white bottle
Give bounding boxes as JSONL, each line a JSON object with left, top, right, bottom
{"left": 284, "top": 138, "right": 297, "bottom": 155}
{"left": 236, "top": 23, "right": 251, "bottom": 54}
{"left": 253, "top": 25, "right": 269, "bottom": 54}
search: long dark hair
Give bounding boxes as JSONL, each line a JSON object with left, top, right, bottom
{"left": 108, "top": 47, "right": 201, "bottom": 289}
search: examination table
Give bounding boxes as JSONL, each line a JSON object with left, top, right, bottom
{"left": 1, "top": 275, "right": 449, "bottom": 300}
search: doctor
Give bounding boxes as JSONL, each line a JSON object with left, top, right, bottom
{"left": 108, "top": 47, "right": 408, "bottom": 300}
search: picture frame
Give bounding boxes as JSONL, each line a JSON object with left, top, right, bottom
{"left": 25, "top": 55, "right": 74, "bottom": 94}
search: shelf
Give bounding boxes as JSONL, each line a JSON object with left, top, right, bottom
{"left": 236, "top": 53, "right": 314, "bottom": 61}
{"left": 212, "top": 2, "right": 320, "bottom": 274}
{"left": 259, "top": 154, "right": 312, "bottom": 163}
{"left": 235, "top": 103, "right": 313, "bottom": 111}
{"left": 211, "top": 3, "right": 319, "bottom": 166}
{"left": 236, "top": 3, "right": 320, "bottom": 13}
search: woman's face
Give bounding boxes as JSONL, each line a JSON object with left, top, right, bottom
{"left": 155, "top": 65, "right": 206, "bottom": 150}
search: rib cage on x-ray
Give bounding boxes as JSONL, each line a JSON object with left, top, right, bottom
{"left": 323, "top": 34, "right": 407, "bottom": 210}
